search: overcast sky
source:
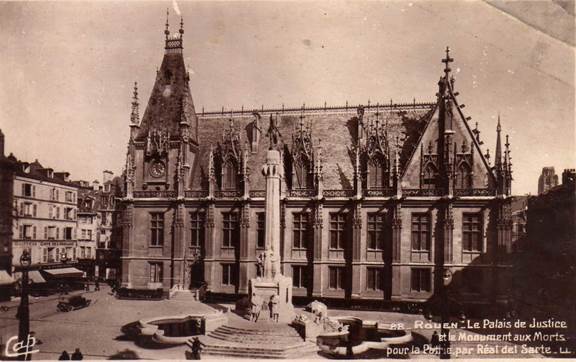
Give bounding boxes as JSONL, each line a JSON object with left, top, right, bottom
{"left": 0, "top": 1, "right": 573, "bottom": 195}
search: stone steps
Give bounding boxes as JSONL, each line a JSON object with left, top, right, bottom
{"left": 196, "top": 336, "right": 319, "bottom": 359}
{"left": 196, "top": 321, "right": 319, "bottom": 359}
{"left": 208, "top": 330, "right": 303, "bottom": 344}
{"left": 214, "top": 324, "right": 302, "bottom": 337}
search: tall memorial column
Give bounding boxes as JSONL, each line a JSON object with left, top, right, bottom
{"left": 249, "top": 148, "right": 295, "bottom": 323}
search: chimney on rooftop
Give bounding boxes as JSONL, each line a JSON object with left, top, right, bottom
{"left": 103, "top": 170, "right": 113, "bottom": 184}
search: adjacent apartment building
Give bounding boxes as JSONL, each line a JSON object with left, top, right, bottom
{"left": 12, "top": 160, "right": 79, "bottom": 269}
{"left": 75, "top": 173, "right": 123, "bottom": 280}
{"left": 117, "top": 18, "right": 515, "bottom": 307}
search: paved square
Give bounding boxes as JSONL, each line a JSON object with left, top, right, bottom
{"left": 0, "top": 286, "right": 543, "bottom": 360}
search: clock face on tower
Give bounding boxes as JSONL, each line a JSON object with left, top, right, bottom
{"left": 150, "top": 161, "right": 166, "bottom": 178}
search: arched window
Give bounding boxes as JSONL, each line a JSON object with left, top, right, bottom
{"left": 368, "top": 158, "right": 389, "bottom": 189}
{"left": 293, "top": 160, "right": 311, "bottom": 189}
{"left": 422, "top": 163, "right": 438, "bottom": 189}
{"left": 222, "top": 160, "right": 238, "bottom": 190}
{"left": 456, "top": 162, "right": 473, "bottom": 189}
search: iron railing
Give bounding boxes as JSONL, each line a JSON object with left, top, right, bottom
{"left": 324, "top": 189, "right": 355, "bottom": 197}
{"left": 289, "top": 189, "right": 316, "bottom": 197}
{"left": 185, "top": 190, "right": 209, "bottom": 198}
{"left": 133, "top": 190, "right": 177, "bottom": 198}
{"left": 249, "top": 190, "right": 266, "bottom": 198}
{"left": 364, "top": 188, "right": 394, "bottom": 197}
{"left": 214, "top": 190, "right": 242, "bottom": 198}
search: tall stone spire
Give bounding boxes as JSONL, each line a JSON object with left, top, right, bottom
{"left": 129, "top": 82, "right": 140, "bottom": 140}
{"left": 439, "top": 46, "right": 456, "bottom": 195}
{"left": 504, "top": 134, "right": 512, "bottom": 195}
{"left": 130, "top": 82, "right": 139, "bottom": 125}
{"left": 495, "top": 114, "right": 502, "bottom": 171}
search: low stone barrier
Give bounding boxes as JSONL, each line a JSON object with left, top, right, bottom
{"left": 136, "top": 311, "right": 228, "bottom": 346}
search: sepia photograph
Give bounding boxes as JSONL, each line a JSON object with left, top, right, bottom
{"left": 0, "top": 0, "right": 574, "bottom": 360}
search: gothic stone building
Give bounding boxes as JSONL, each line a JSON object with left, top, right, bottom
{"left": 119, "top": 19, "right": 514, "bottom": 306}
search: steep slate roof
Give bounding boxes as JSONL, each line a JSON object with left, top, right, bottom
{"left": 190, "top": 104, "right": 435, "bottom": 191}
{"left": 13, "top": 159, "right": 77, "bottom": 188}
{"left": 135, "top": 41, "right": 198, "bottom": 143}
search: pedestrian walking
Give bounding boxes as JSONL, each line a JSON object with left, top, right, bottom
{"left": 94, "top": 279, "right": 100, "bottom": 291}
{"left": 71, "top": 348, "right": 83, "bottom": 360}
{"left": 58, "top": 351, "right": 70, "bottom": 360}
{"left": 191, "top": 337, "right": 204, "bottom": 360}
{"left": 84, "top": 282, "right": 89, "bottom": 292}
{"left": 430, "top": 330, "right": 440, "bottom": 353}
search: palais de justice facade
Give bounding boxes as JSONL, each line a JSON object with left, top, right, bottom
{"left": 119, "top": 18, "right": 514, "bottom": 306}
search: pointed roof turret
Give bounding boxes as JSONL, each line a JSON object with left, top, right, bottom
{"left": 495, "top": 114, "right": 502, "bottom": 170}
{"left": 134, "top": 13, "right": 198, "bottom": 143}
{"left": 504, "top": 134, "right": 512, "bottom": 171}
{"left": 130, "top": 82, "right": 139, "bottom": 126}
{"left": 442, "top": 46, "right": 454, "bottom": 76}
{"left": 165, "top": 8, "right": 170, "bottom": 38}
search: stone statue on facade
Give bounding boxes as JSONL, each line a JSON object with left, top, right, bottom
{"left": 266, "top": 113, "right": 282, "bottom": 150}
{"left": 256, "top": 252, "right": 265, "bottom": 278}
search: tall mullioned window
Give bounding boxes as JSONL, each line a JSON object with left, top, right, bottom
{"left": 222, "top": 212, "right": 239, "bottom": 248}
{"left": 256, "top": 213, "right": 265, "bottom": 249}
{"left": 368, "top": 158, "right": 389, "bottom": 189}
{"left": 150, "top": 212, "right": 164, "bottom": 246}
{"left": 411, "top": 268, "right": 431, "bottom": 292}
{"left": 292, "top": 265, "right": 308, "bottom": 288}
{"left": 423, "top": 164, "right": 438, "bottom": 189}
{"left": 411, "top": 213, "right": 430, "bottom": 251}
{"left": 222, "top": 161, "right": 238, "bottom": 190}
{"left": 456, "top": 163, "right": 473, "bottom": 189}
{"left": 328, "top": 266, "right": 345, "bottom": 290}
{"left": 149, "top": 262, "right": 163, "bottom": 283}
{"left": 462, "top": 213, "right": 482, "bottom": 252}
{"left": 329, "top": 213, "right": 347, "bottom": 250}
{"left": 366, "top": 267, "right": 384, "bottom": 291}
{"left": 190, "top": 212, "right": 205, "bottom": 248}
{"left": 221, "top": 264, "right": 236, "bottom": 286}
{"left": 292, "top": 213, "right": 310, "bottom": 249}
{"left": 293, "top": 161, "right": 312, "bottom": 189}
{"left": 367, "top": 213, "right": 385, "bottom": 250}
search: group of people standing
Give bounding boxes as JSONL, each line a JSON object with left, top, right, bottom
{"left": 250, "top": 293, "right": 280, "bottom": 323}
{"left": 58, "top": 348, "right": 83, "bottom": 360}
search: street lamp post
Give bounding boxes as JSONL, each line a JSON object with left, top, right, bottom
{"left": 440, "top": 268, "right": 452, "bottom": 359}
{"left": 17, "top": 248, "right": 31, "bottom": 361}
{"left": 60, "top": 250, "right": 69, "bottom": 264}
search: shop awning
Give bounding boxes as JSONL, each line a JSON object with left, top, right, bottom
{"left": 43, "top": 267, "right": 84, "bottom": 278}
{"left": 0, "top": 270, "right": 15, "bottom": 285}
{"left": 29, "top": 270, "right": 46, "bottom": 284}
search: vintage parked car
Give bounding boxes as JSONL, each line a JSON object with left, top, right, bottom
{"left": 57, "top": 295, "right": 91, "bottom": 312}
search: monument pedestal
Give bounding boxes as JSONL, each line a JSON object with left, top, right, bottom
{"left": 250, "top": 275, "right": 295, "bottom": 324}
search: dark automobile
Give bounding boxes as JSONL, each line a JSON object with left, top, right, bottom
{"left": 57, "top": 295, "right": 91, "bottom": 312}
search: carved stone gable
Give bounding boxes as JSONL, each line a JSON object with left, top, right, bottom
{"left": 291, "top": 117, "right": 314, "bottom": 163}
{"left": 219, "top": 119, "right": 242, "bottom": 165}
{"left": 145, "top": 129, "right": 171, "bottom": 158}
{"left": 362, "top": 113, "right": 390, "bottom": 164}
